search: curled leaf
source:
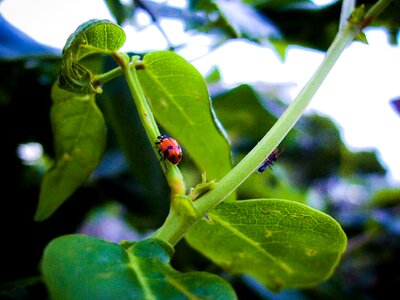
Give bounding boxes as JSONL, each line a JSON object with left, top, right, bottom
{"left": 59, "top": 19, "right": 126, "bottom": 94}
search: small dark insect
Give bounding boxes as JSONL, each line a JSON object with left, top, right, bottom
{"left": 257, "top": 148, "right": 280, "bottom": 173}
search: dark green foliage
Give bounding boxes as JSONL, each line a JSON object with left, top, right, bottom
{"left": 1, "top": 1, "right": 399, "bottom": 299}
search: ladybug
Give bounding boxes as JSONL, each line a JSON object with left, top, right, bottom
{"left": 155, "top": 135, "right": 182, "bottom": 165}
{"left": 257, "top": 148, "right": 279, "bottom": 173}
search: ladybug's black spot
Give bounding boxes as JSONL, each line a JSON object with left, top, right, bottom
{"left": 167, "top": 146, "right": 173, "bottom": 150}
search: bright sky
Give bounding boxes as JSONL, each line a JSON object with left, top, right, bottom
{"left": 1, "top": 0, "right": 399, "bottom": 183}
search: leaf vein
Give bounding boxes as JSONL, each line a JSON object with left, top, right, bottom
{"left": 208, "top": 212, "right": 293, "bottom": 274}
{"left": 141, "top": 69, "right": 195, "bottom": 126}
{"left": 126, "top": 251, "right": 156, "bottom": 300}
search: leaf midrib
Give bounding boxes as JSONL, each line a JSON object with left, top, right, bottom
{"left": 126, "top": 250, "right": 156, "bottom": 300}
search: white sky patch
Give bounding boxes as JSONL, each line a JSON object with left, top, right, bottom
{"left": 0, "top": 0, "right": 112, "bottom": 49}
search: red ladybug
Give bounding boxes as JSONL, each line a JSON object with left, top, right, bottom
{"left": 155, "top": 135, "right": 182, "bottom": 165}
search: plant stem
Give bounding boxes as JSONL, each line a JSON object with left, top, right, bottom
{"left": 152, "top": 195, "right": 199, "bottom": 245}
{"left": 150, "top": 0, "right": 392, "bottom": 246}
{"left": 113, "top": 53, "right": 160, "bottom": 140}
{"left": 193, "top": 24, "right": 361, "bottom": 215}
{"left": 112, "top": 52, "right": 185, "bottom": 195}
{"left": 194, "top": 0, "right": 393, "bottom": 215}
{"left": 363, "top": 0, "right": 392, "bottom": 29}
{"left": 339, "top": 0, "right": 355, "bottom": 32}
{"left": 93, "top": 66, "right": 123, "bottom": 87}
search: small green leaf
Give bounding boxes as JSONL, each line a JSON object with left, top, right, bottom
{"left": 186, "top": 199, "right": 347, "bottom": 292}
{"left": 35, "top": 85, "right": 106, "bottom": 221}
{"left": 59, "top": 19, "right": 126, "bottom": 94}
{"left": 204, "top": 66, "right": 222, "bottom": 84}
{"left": 42, "top": 235, "right": 237, "bottom": 300}
{"left": 137, "top": 51, "right": 232, "bottom": 181}
{"left": 354, "top": 31, "right": 368, "bottom": 44}
{"left": 189, "top": 173, "right": 217, "bottom": 201}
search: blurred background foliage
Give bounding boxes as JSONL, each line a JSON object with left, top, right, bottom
{"left": 1, "top": 0, "right": 399, "bottom": 299}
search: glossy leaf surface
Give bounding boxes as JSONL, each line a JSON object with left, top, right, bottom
{"left": 35, "top": 85, "right": 106, "bottom": 221}
{"left": 186, "top": 199, "right": 347, "bottom": 292}
{"left": 137, "top": 51, "right": 231, "bottom": 181}
{"left": 42, "top": 235, "right": 237, "bottom": 300}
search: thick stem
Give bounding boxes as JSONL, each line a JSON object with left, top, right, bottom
{"left": 152, "top": 196, "right": 199, "bottom": 245}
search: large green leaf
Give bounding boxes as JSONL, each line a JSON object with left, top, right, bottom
{"left": 59, "top": 19, "right": 126, "bottom": 94}
{"left": 137, "top": 51, "right": 231, "bottom": 181}
{"left": 42, "top": 235, "right": 237, "bottom": 300}
{"left": 35, "top": 85, "right": 106, "bottom": 221}
{"left": 186, "top": 199, "right": 347, "bottom": 292}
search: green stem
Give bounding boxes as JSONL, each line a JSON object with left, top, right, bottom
{"left": 193, "top": 23, "right": 360, "bottom": 215}
{"left": 194, "top": 0, "right": 392, "bottom": 215}
{"left": 363, "top": 0, "right": 392, "bottom": 28}
{"left": 339, "top": 0, "right": 355, "bottom": 32}
{"left": 113, "top": 53, "right": 160, "bottom": 140}
{"left": 93, "top": 66, "right": 123, "bottom": 87}
{"left": 152, "top": 195, "right": 199, "bottom": 245}
{"left": 112, "top": 52, "right": 186, "bottom": 195}
{"left": 150, "top": 0, "right": 391, "bottom": 246}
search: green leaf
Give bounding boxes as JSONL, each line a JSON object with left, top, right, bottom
{"left": 35, "top": 85, "right": 106, "bottom": 221}
{"left": 137, "top": 51, "right": 232, "bottom": 181}
{"left": 59, "top": 19, "right": 126, "bottom": 94}
{"left": 212, "top": 84, "right": 278, "bottom": 143}
{"left": 354, "top": 31, "right": 368, "bottom": 44}
{"left": 185, "top": 199, "right": 347, "bottom": 292}
{"left": 42, "top": 235, "right": 237, "bottom": 300}
{"left": 369, "top": 187, "right": 400, "bottom": 208}
{"left": 239, "top": 170, "right": 307, "bottom": 203}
